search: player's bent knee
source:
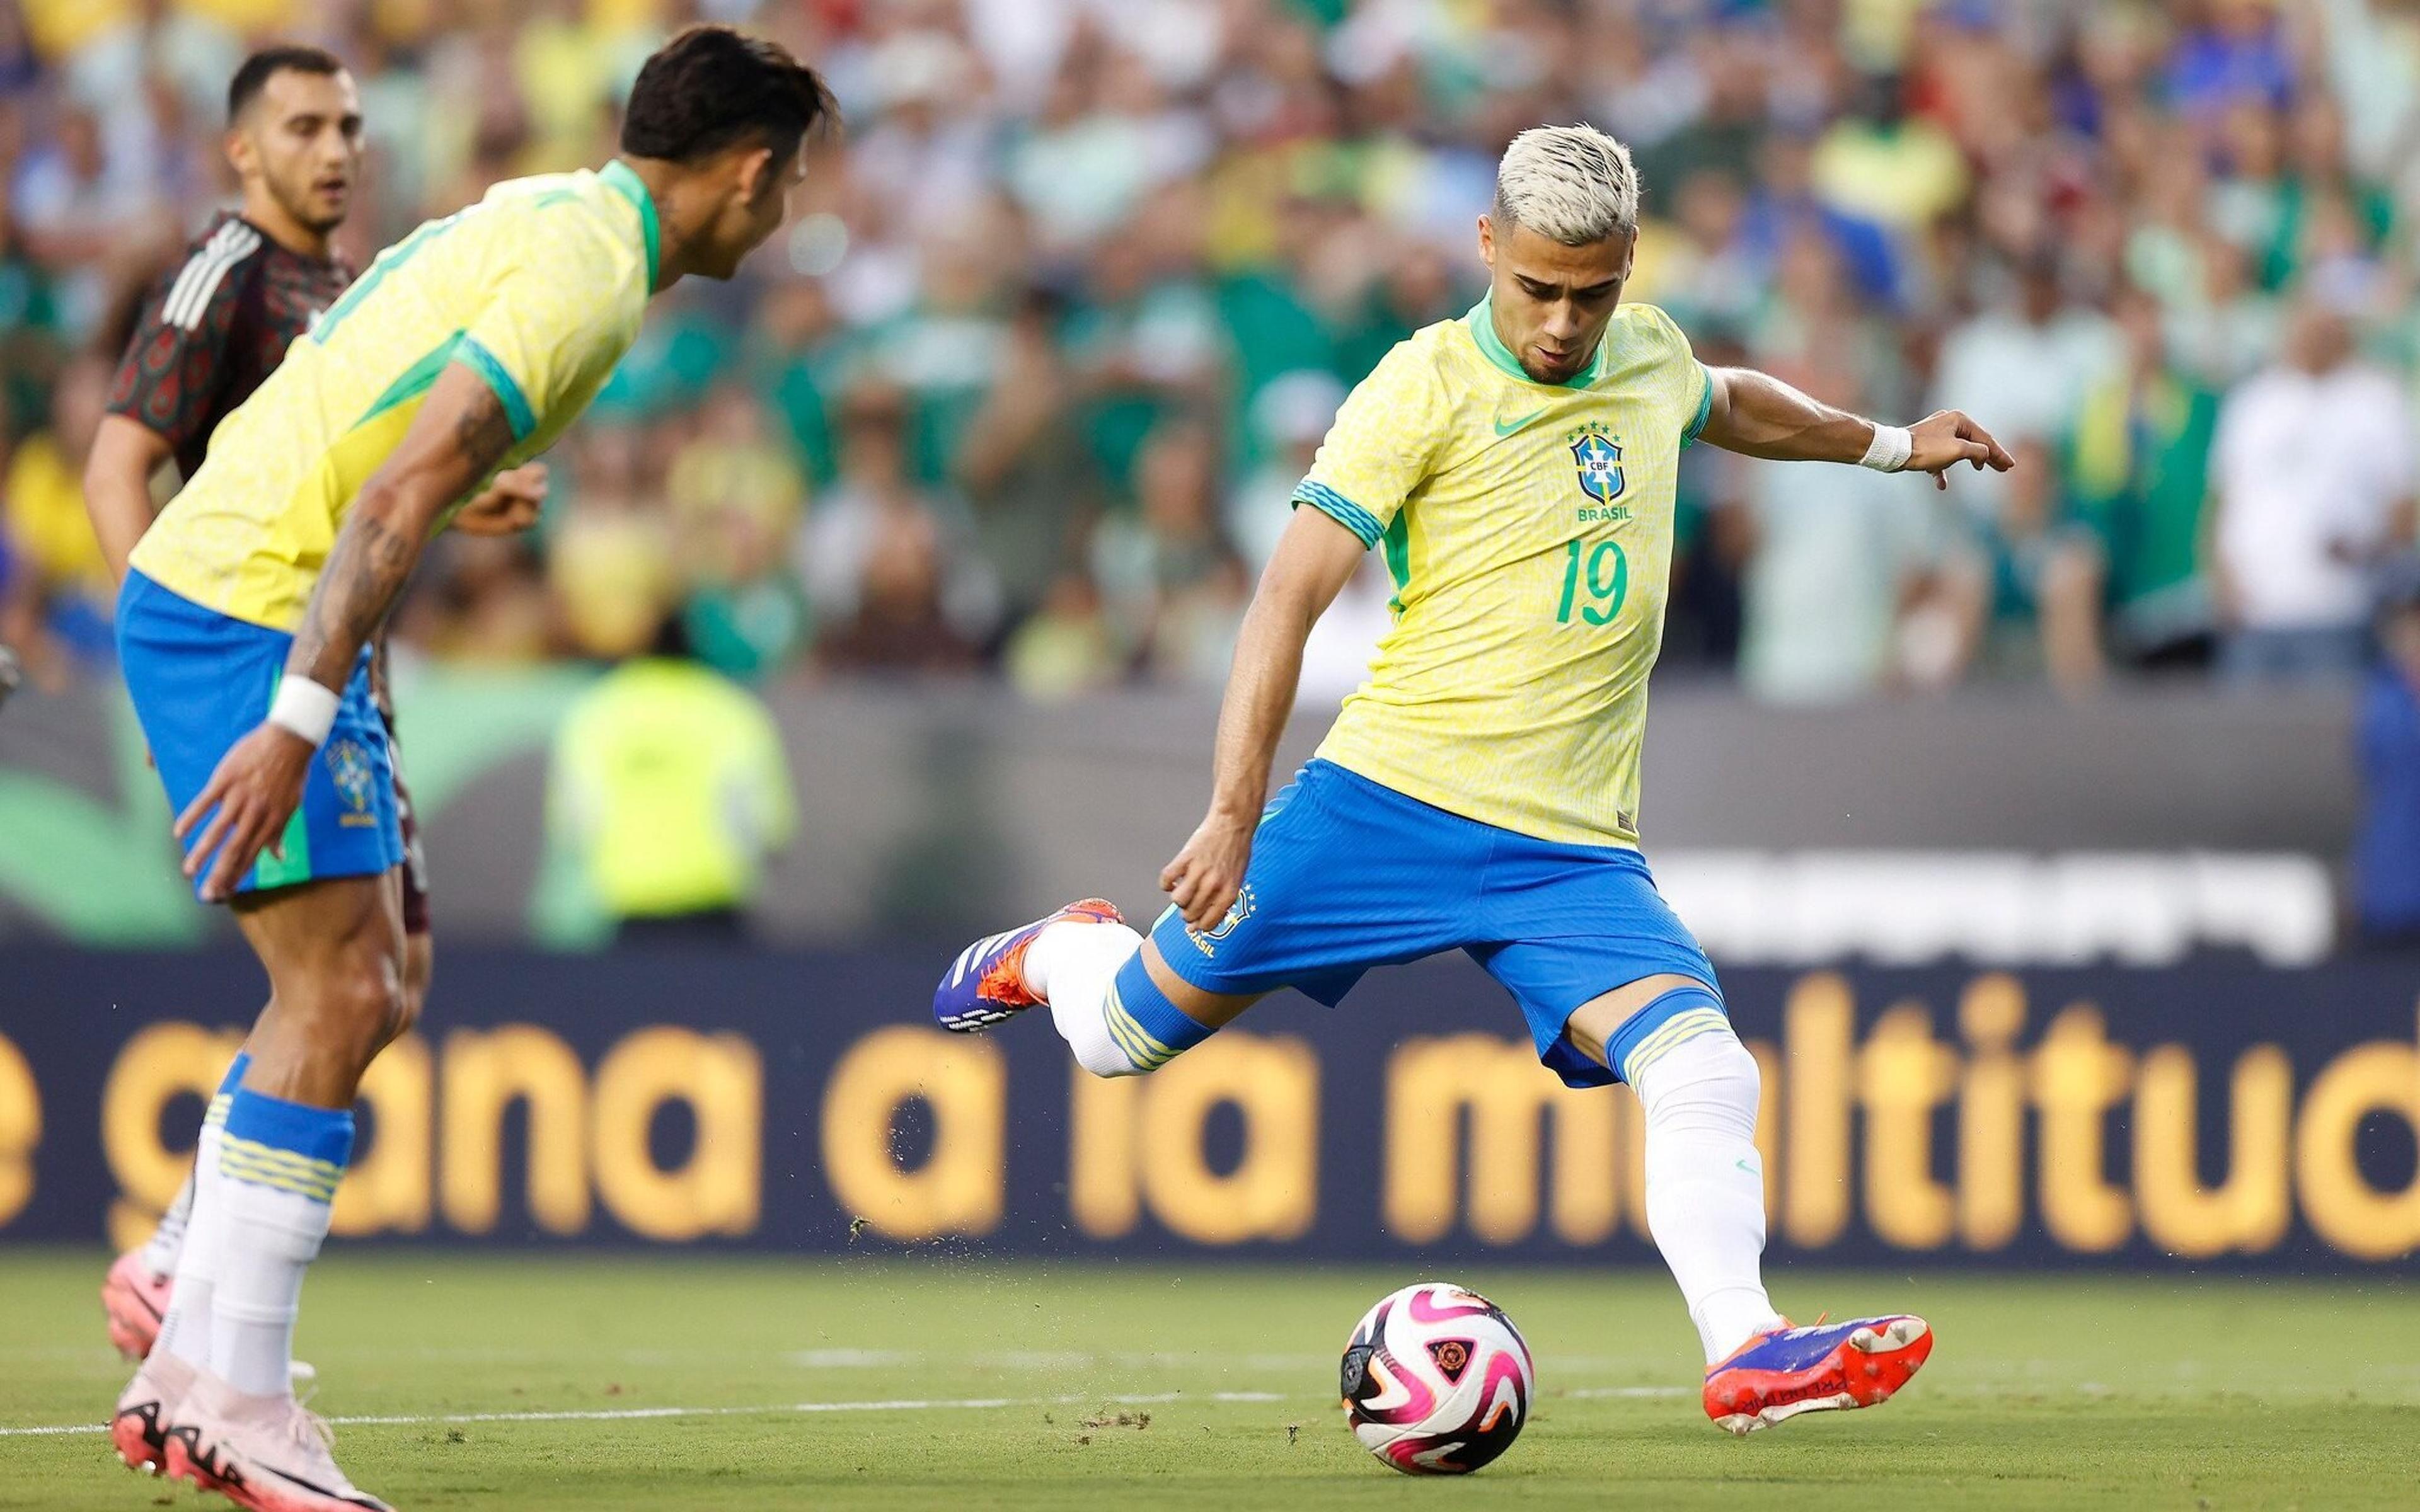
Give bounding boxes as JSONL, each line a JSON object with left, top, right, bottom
{"left": 1071, "top": 1043, "right": 1150, "bottom": 1079}
{"left": 316, "top": 953, "right": 408, "bottom": 1077}
{"left": 1632, "top": 1024, "right": 1760, "bottom": 1142}
{"left": 1681, "top": 1029, "right": 1758, "bottom": 1096}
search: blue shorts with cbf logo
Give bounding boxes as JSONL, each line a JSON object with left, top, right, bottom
{"left": 1147, "top": 759, "right": 1720, "bottom": 1088}
{"left": 117, "top": 570, "right": 403, "bottom": 901}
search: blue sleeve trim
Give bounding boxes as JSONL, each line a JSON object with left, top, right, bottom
{"left": 1291, "top": 479, "right": 1383, "bottom": 549}
{"left": 454, "top": 336, "right": 537, "bottom": 443}
{"left": 1681, "top": 364, "right": 1714, "bottom": 449}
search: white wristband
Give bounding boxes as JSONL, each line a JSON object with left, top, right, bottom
{"left": 1859, "top": 423, "right": 1913, "bottom": 472}
{"left": 268, "top": 675, "right": 339, "bottom": 747}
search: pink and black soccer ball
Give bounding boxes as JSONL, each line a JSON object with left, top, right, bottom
{"left": 1339, "top": 1281, "right": 1535, "bottom": 1474}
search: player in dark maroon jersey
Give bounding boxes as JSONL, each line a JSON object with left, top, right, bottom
{"left": 85, "top": 45, "right": 547, "bottom": 1363}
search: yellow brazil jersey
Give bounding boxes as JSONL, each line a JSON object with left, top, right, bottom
{"left": 1295, "top": 297, "right": 1711, "bottom": 850}
{"left": 130, "top": 161, "right": 660, "bottom": 631}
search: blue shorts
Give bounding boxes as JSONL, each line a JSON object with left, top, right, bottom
{"left": 118, "top": 570, "right": 403, "bottom": 901}
{"left": 1149, "top": 759, "right": 1720, "bottom": 1087}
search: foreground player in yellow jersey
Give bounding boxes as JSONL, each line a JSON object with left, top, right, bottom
{"left": 110, "top": 28, "right": 833, "bottom": 1511}
{"left": 937, "top": 123, "right": 2010, "bottom": 1439}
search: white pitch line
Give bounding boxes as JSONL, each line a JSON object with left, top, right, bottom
{"left": 0, "top": 1389, "right": 1296, "bottom": 1440}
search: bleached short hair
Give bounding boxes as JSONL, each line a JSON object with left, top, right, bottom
{"left": 1492, "top": 125, "right": 1640, "bottom": 245}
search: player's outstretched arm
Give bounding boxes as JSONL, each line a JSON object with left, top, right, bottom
{"left": 1161, "top": 507, "right": 1365, "bottom": 932}
{"left": 1697, "top": 366, "right": 2014, "bottom": 491}
{"left": 175, "top": 365, "right": 517, "bottom": 900}
{"left": 83, "top": 416, "right": 176, "bottom": 586}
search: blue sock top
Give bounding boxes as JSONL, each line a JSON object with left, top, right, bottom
{"left": 219, "top": 1089, "right": 354, "bottom": 1203}
{"left": 1605, "top": 983, "right": 1729, "bottom": 1085}
{"left": 1104, "top": 950, "right": 1214, "bottom": 1072}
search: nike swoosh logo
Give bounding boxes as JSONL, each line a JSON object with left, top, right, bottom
{"left": 1493, "top": 410, "right": 1545, "bottom": 436}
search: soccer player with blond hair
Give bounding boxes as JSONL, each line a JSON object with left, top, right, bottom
{"left": 937, "top": 123, "right": 2009, "bottom": 1434}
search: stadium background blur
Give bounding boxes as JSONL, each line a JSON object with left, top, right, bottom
{"left": 3, "top": 0, "right": 2420, "bottom": 1269}
{"left": 1, "top": 14, "right": 2419, "bottom": 1506}
{"left": 1, "top": 0, "right": 2417, "bottom": 707}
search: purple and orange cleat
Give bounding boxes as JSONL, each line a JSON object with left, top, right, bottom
{"left": 1702, "top": 1314, "right": 1932, "bottom": 1436}
{"left": 103, "top": 1249, "right": 173, "bottom": 1361}
{"left": 933, "top": 898, "right": 1124, "bottom": 1033}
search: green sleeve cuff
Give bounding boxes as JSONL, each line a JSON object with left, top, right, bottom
{"left": 1291, "top": 480, "right": 1383, "bottom": 548}
{"left": 1681, "top": 364, "right": 1714, "bottom": 449}
{"left": 454, "top": 336, "right": 536, "bottom": 443}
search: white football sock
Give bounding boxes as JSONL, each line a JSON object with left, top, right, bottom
{"left": 142, "top": 1171, "right": 197, "bottom": 1278}
{"left": 156, "top": 1123, "right": 226, "bottom": 1368}
{"left": 1022, "top": 917, "right": 1146, "bottom": 1078}
{"left": 209, "top": 1176, "right": 332, "bottom": 1397}
{"left": 1632, "top": 1029, "right": 1785, "bottom": 1364}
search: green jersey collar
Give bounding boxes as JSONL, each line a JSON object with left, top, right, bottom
{"left": 1465, "top": 295, "right": 1608, "bottom": 387}
{"left": 601, "top": 159, "right": 662, "bottom": 292}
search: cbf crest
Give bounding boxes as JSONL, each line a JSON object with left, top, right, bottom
{"left": 1185, "top": 883, "right": 1257, "bottom": 959}
{"left": 1568, "top": 423, "right": 1625, "bottom": 503}
{"left": 325, "top": 738, "right": 378, "bottom": 828}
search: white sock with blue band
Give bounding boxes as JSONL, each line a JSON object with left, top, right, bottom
{"left": 156, "top": 1051, "right": 249, "bottom": 1368}
{"left": 1609, "top": 989, "right": 1785, "bottom": 1364}
{"left": 211, "top": 1088, "right": 354, "bottom": 1397}
{"left": 1025, "top": 917, "right": 1214, "bottom": 1077}
{"left": 1098, "top": 949, "right": 1216, "bottom": 1074}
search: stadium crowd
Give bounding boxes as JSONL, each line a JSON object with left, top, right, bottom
{"left": 3, "top": 0, "right": 2420, "bottom": 706}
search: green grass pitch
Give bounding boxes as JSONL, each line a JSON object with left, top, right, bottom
{"left": 3, "top": 1249, "right": 2416, "bottom": 1510}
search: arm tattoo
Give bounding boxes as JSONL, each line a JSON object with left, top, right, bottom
{"left": 287, "top": 385, "right": 517, "bottom": 689}
{"left": 452, "top": 388, "right": 515, "bottom": 462}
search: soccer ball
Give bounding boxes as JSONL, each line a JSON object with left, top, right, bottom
{"left": 1338, "top": 1281, "right": 1535, "bottom": 1474}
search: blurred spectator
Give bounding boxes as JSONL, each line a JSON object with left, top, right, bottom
{"left": 0, "top": 352, "right": 110, "bottom": 688}
{"left": 814, "top": 498, "right": 982, "bottom": 676}
{"left": 2160, "top": 234, "right": 2279, "bottom": 389}
{"left": 1005, "top": 570, "right": 1120, "bottom": 701}
{"left": 2354, "top": 568, "right": 2420, "bottom": 944}
{"left": 1296, "top": 552, "right": 1393, "bottom": 709}
{"left": 548, "top": 613, "right": 797, "bottom": 946}
{"left": 11, "top": 101, "right": 163, "bottom": 335}
{"left": 1744, "top": 135, "right": 1901, "bottom": 311}
{"left": 1067, "top": 183, "right": 1223, "bottom": 493}
{"left": 667, "top": 382, "right": 812, "bottom": 679}
{"left": 669, "top": 382, "right": 806, "bottom": 542}
{"left": 684, "top": 493, "right": 812, "bottom": 684}
{"left": 2069, "top": 289, "right": 2223, "bottom": 668}
{"left": 1226, "top": 368, "right": 1342, "bottom": 570}
{"left": 1931, "top": 253, "right": 2122, "bottom": 460}
{"left": 2211, "top": 297, "right": 2416, "bottom": 684}
{"left": 1978, "top": 437, "right": 2108, "bottom": 696}
{"left": 952, "top": 287, "right": 1100, "bottom": 626}
{"left": 1100, "top": 413, "right": 1244, "bottom": 679}
{"left": 1811, "top": 72, "right": 1969, "bottom": 234}
{"left": 1736, "top": 362, "right": 1961, "bottom": 704}
{"left": 805, "top": 384, "right": 992, "bottom": 667}
{"left": 422, "top": 533, "right": 553, "bottom": 665}
{"left": 1748, "top": 226, "right": 1908, "bottom": 421}
{"left": 1649, "top": 168, "right": 1763, "bottom": 341}
{"left": 2165, "top": 0, "right": 2297, "bottom": 127}
{"left": 546, "top": 423, "right": 677, "bottom": 662}
{"left": 4, "top": 0, "right": 2419, "bottom": 709}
